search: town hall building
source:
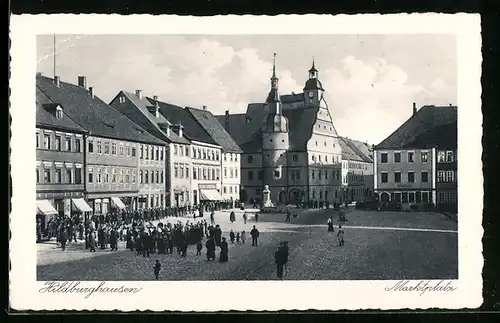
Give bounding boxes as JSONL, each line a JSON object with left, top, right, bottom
{"left": 217, "top": 55, "right": 343, "bottom": 206}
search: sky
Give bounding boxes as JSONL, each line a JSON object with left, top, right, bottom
{"left": 37, "top": 34, "right": 456, "bottom": 145}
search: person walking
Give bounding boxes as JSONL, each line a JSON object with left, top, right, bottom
{"left": 206, "top": 237, "right": 216, "bottom": 261}
{"left": 240, "top": 231, "right": 246, "bottom": 244}
{"left": 229, "top": 230, "right": 235, "bottom": 244}
{"left": 242, "top": 212, "right": 247, "bottom": 224}
{"left": 337, "top": 225, "right": 345, "bottom": 246}
{"left": 219, "top": 237, "right": 229, "bottom": 262}
{"left": 210, "top": 210, "right": 215, "bottom": 225}
{"left": 250, "top": 225, "right": 259, "bottom": 247}
{"left": 275, "top": 242, "right": 286, "bottom": 280}
{"left": 285, "top": 210, "right": 291, "bottom": 223}
{"left": 153, "top": 259, "right": 161, "bottom": 280}
{"left": 327, "top": 218, "right": 334, "bottom": 232}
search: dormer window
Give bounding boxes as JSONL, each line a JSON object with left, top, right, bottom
{"left": 55, "top": 106, "right": 63, "bottom": 119}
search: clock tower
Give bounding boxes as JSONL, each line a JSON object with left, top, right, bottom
{"left": 303, "top": 59, "right": 324, "bottom": 106}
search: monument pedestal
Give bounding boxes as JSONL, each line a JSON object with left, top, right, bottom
{"left": 262, "top": 185, "right": 274, "bottom": 208}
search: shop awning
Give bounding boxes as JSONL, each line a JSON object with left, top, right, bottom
{"left": 111, "top": 197, "right": 126, "bottom": 209}
{"left": 72, "top": 198, "right": 93, "bottom": 212}
{"left": 36, "top": 200, "right": 58, "bottom": 215}
{"left": 199, "top": 189, "right": 223, "bottom": 201}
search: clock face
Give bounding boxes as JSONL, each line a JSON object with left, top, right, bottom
{"left": 308, "top": 92, "right": 314, "bottom": 98}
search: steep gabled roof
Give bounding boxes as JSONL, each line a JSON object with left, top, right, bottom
{"left": 146, "top": 97, "right": 218, "bottom": 146}
{"left": 36, "top": 87, "right": 87, "bottom": 133}
{"left": 375, "top": 105, "right": 457, "bottom": 150}
{"left": 37, "top": 75, "right": 165, "bottom": 145}
{"left": 339, "top": 137, "right": 364, "bottom": 162}
{"left": 284, "top": 106, "right": 318, "bottom": 151}
{"left": 186, "top": 107, "right": 242, "bottom": 153}
{"left": 403, "top": 121, "right": 457, "bottom": 150}
{"left": 110, "top": 91, "right": 190, "bottom": 145}
{"left": 340, "top": 137, "right": 373, "bottom": 163}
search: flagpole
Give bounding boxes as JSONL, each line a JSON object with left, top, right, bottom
{"left": 53, "top": 34, "right": 56, "bottom": 78}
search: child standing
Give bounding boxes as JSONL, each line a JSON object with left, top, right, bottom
{"left": 153, "top": 259, "right": 161, "bottom": 280}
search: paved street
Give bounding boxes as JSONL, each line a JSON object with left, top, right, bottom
{"left": 37, "top": 208, "right": 458, "bottom": 281}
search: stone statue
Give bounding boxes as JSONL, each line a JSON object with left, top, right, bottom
{"left": 262, "top": 185, "right": 274, "bottom": 207}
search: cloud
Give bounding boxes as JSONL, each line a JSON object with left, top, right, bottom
{"left": 37, "top": 36, "right": 455, "bottom": 145}
{"left": 320, "top": 56, "right": 453, "bottom": 144}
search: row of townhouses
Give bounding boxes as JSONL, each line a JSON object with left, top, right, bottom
{"left": 373, "top": 103, "right": 458, "bottom": 213}
{"left": 217, "top": 58, "right": 374, "bottom": 206}
{"left": 35, "top": 74, "right": 242, "bottom": 230}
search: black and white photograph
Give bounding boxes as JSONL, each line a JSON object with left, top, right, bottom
{"left": 10, "top": 14, "right": 482, "bottom": 311}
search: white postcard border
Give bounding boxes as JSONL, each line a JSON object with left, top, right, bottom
{"left": 9, "top": 13, "right": 483, "bottom": 311}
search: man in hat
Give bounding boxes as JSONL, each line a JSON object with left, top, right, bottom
{"left": 250, "top": 225, "right": 259, "bottom": 247}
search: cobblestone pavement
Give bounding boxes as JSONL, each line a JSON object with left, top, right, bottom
{"left": 37, "top": 208, "right": 458, "bottom": 281}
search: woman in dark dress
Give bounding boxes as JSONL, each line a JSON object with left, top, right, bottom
{"left": 327, "top": 218, "right": 334, "bottom": 232}
{"left": 219, "top": 237, "right": 229, "bottom": 263}
{"left": 205, "top": 237, "right": 216, "bottom": 261}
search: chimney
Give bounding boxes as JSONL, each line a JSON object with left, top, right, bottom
{"left": 78, "top": 76, "right": 87, "bottom": 89}
{"left": 36, "top": 72, "right": 42, "bottom": 76}
{"left": 224, "top": 110, "right": 230, "bottom": 131}
{"left": 135, "top": 90, "right": 143, "bottom": 99}
{"left": 202, "top": 105, "right": 207, "bottom": 111}
{"left": 165, "top": 125, "right": 170, "bottom": 136}
{"left": 412, "top": 102, "right": 417, "bottom": 116}
{"left": 89, "top": 86, "right": 94, "bottom": 98}
{"left": 449, "top": 103, "right": 453, "bottom": 107}
{"left": 54, "top": 76, "right": 60, "bottom": 87}
{"left": 153, "top": 95, "right": 158, "bottom": 104}
{"left": 178, "top": 124, "right": 184, "bottom": 138}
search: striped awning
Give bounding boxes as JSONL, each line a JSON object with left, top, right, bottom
{"left": 199, "top": 189, "right": 223, "bottom": 201}
{"left": 111, "top": 197, "right": 126, "bottom": 209}
{"left": 72, "top": 198, "right": 92, "bottom": 212}
{"left": 36, "top": 200, "right": 58, "bottom": 215}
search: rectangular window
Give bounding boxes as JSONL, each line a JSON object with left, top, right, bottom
{"left": 193, "top": 167, "right": 197, "bottom": 179}
{"left": 185, "top": 146, "right": 189, "bottom": 157}
{"left": 216, "top": 169, "right": 220, "bottom": 180}
{"left": 212, "top": 169, "right": 216, "bottom": 180}
{"left": 119, "top": 143, "right": 124, "bottom": 155}
{"left": 66, "top": 169, "right": 72, "bottom": 183}
{"left": 160, "top": 148, "right": 163, "bottom": 161}
{"left": 36, "top": 168, "right": 40, "bottom": 183}
{"left": 75, "top": 168, "right": 82, "bottom": 184}
{"left": 437, "top": 171, "right": 445, "bottom": 182}
{"left": 422, "top": 191, "right": 429, "bottom": 203}
{"left": 421, "top": 152, "right": 428, "bottom": 162}
{"left": 235, "top": 168, "right": 238, "bottom": 178}
{"left": 55, "top": 168, "right": 62, "bottom": 183}
{"left": 125, "top": 170, "right": 130, "bottom": 183}
{"left": 96, "top": 168, "right": 102, "bottom": 183}
{"left": 408, "top": 171, "right": 415, "bottom": 183}
{"left": 230, "top": 168, "right": 234, "bottom": 178}
{"left": 145, "top": 146, "right": 149, "bottom": 160}
{"left": 438, "top": 192, "right": 446, "bottom": 203}
{"left": 179, "top": 145, "right": 184, "bottom": 157}
{"left": 140, "top": 145, "right": 144, "bottom": 159}
{"left": 145, "top": 171, "right": 149, "bottom": 184}
{"left": 224, "top": 168, "right": 227, "bottom": 178}
{"left": 139, "top": 170, "right": 143, "bottom": 184}
{"left": 438, "top": 151, "right": 445, "bottom": 163}
{"left": 75, "top": 139, "right": 81, "bottom": 152}
{"left": 104, "top": 141, "right": 110, "bottom": 155}
{"left": 111, "top": 142, "right": 117, "bottom": 155}
{"left": 257, "top": 170, "right": 263, "bottom": 180}
{"left": 223, "top": 186, "right": 227, "bottom": 194}
{"left": 248, "top": 155, "right": 253, "bottom": 164}
{"left": 421, "top": 171, "right": 429, "bottom": 183}
{"left": 394, "top": 152, "right": 401, "bottom": 163}
{"left": 186, "top": 167, "right": 189, "bottom": 178}
{"left": 160, "top": 171, "right": 164, "bottom": 183}
{"left": 104, "top": 169, "right": 109, "bottom": 183}
{"left": 394, "top": 171, "right": 401, "bottom": 183}
{"left": 248, "top": 171, "right": 254, "bottom": 180}
{"left": 88, "top": 140, "right": 94, "bottom": 153}
{"left": 447, "top": 192, "right": 454, "bottom": 202}
{"left": 43, "top": 134, "right": 51, "bottom": 149}
{"left": 174, "top": 145, "right": 178, "bottom": 155}
{"left": 407, "top": 152, "right": 414, "bottom": 163}
{"left": 381, "top": 172, "right": 388, "bottom": 183}
{"left": 446, "top": 170, "right": 454, "bottom": 182}
{"left": 318, "top": 170, "right": 322, "bottom": 180}
{"left": 311, "top": 170, "right": 315, "bottom": 179}
{"left": 203, "top": 168, "right": 207, "bottom": 180}
{"left": 126, "top": 144, "right": 130, "bottom": 156}
{"left": 44, "top": 169, "right": 51, "bottom": 183}
{"left": 36, "top": 133, "right": 40, "bottom": 148}
{"left": 409, "top": 192, "right": 415, "bottom": 203}
{"left": 381, "top": 153, "right": 388, "bottom": 163}
{"left": 112, "top": 169, "right": 117, "bottom": 183}
{"left": 65, "top": 137, "right": 72, "bottom": 151}
{"left": 132, "top": 146, "right": 136, "bottom": 157}
{"left": 446, "top": 151, "right": 454, "bottom": 162}
{"left": 120, "top": 169, "right": 124, "bottom": 183}
{"left": 180, "top": 166, "right": 184, "bottom": 178}
{"left": 132, "top": 170, "right": 136, "bottom": 184}
{"left": 174, "top": 165, "right": 178, "bottom": 178}
{"left": 96, "top": 140, "right": 102, "bottom": 154}
{"left": 291, "top": 171, "right": 296, "bottom": 180}
{"left": 55, "top": 136, "right": 62, "bottom": 151}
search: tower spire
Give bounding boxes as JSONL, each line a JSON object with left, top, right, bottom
{"left": 272, "top": 52, "right": 277, "bottom": 80}
{"left": 266, "top": 53, "right": 280, "bottom": 105}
